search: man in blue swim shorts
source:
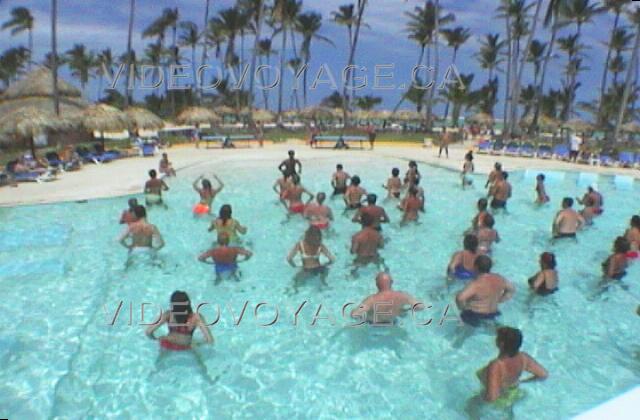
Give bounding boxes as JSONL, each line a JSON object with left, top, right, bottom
{"left": 198, "top": 233, "right": 253, "bottom": 284}
{"left": 455, "top": 255, "right": 515, "bottom": 327}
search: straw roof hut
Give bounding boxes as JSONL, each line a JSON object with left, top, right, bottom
{"left": 76, "top": 104, "right": 130, "bottom": 135}
{"left": 250, "top": 108, "right": 275, "bottom": 122}
{"left": 0, "top": 68, "right": 89, "bottom": 147}
{"left": 0, "top": 106, "right": 76, "bottom": 155}
{"left": 467, "top": 112, "right": 494, "bottom": 125}
{"left": 125, "top": 107, "right": 165, "bottom": 131}
{"left": 300, "top": 106, "right": 335, "bottom": 120}
{"left": 353, "top": 110, "right": 373, "bottom": 120}
{"left": 519, "top": 114, "right": 560, "bottom": 131}
{"left": 373, "top": 110, "right": 392, "bottom": 120}
{"left": 394, "top": 110, "right": 422, "bottom": 121}
{"left": 176, "top": 107, "right": 221, "bottom": 125}
{"left": 621, "top": 121, "right": 640, "bottom": 133}
{"left": 214, "top": 105, "right": 236, "bottom": 116}
{"left": 562, "top": 118, "right": 594, "bottom": 133}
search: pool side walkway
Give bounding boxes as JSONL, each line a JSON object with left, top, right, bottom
{"left": 1, "top": 141, "right": 638, "bottom": 207}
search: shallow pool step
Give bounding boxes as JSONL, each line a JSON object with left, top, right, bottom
{"left": 0, "top": 259, "right": 66, "bottom": 280}
{"left": 577, "top": 172, "right": 599, "bottom": 188}
{"left": 0, "top": 225, "right": 70, "bottom": 252}
{"left": 613, "top": 175, "right": 635, "bottom": 190}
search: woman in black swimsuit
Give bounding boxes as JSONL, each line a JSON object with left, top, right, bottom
{"left": 528, "top": 252, "right": 558, "bottom": 296}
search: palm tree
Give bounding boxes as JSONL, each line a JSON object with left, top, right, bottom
{"left": 179, "top": 21, "right": 200, "bottom": 97}
{"left": 51, "top": 0, "right": 60, "bottom": 115}
{"left": 441, "top": 73, "right": 473, "bottom": 127}
{"left": 527, "top": 40, "right": 547, "bottom": 87}
{"left": 476, "top": 34, "right": 506, "bottom": 83}
{"left": 598, "top": 0, "right": 632, "bottom": 118}
{"left": 404, "top": 1, "right": 455, "bottom": 123}
{"left": 441, "top": 26, "right": 470, "bottom": 122}
{"left": 240, "top": 0, "right": 266, "bottom": 110}
{"left": 273, "top": 0, "right": 302, "bottom": 117}
{"left": 614, "top": 6, "right": 640, "bottom": 141}
{"left": 0, "top": 47, "right": 30, "bottom": 87}
{"left": 354, "top": 95, "right": 382, "bottom": 111}
{"left": 124, "top": 0, "right": 136, "bottom": 108}
{"left": 95, "top": 48, "right": 114, "bottom": 101}
{"left": 2, "top": 7, "right": 34, "bottom": 70}
{"left": 66, "top": 44, "right": 96, "bottom": 94}
{"left": 199, "top": 0, "right": 211, "bottom": 102}
{"left": 256, "top": 38, "right": 275, "bottom": 108}
{"left": 296, "top": 12, "right": 334, "bottom": 108}
{"left": 214, "top": 7, "right": 246, "bottom": 74}
{"left": 608, "top": 27, "right": 634, "bottom": 85}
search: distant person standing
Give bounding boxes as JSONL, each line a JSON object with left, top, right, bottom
{"left": 366, "top": 124, "right": 377, "bottom": 150}
{"left": 192, "top": 123, "right": 201, "bottom": 149}
{"left": 144, "top": 169, "right": 169, "bottom": 208}
{"left": 569, "top": 131, "right": 582, "bottom": 162}
{"left": 279, "top": 150, "right": 302, "bottom": 178}
{"left": 488, "top": 171, "right": 512, "bottom": 211}
{"left": 461, "top": 151, "right": 474, "bottom": 189}
{"left": 439, "top": 127, "right": 451, "bottom": 158}
{"left": 552, "top": 197, "right": 584, "bottom": 241}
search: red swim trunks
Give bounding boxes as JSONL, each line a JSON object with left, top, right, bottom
{"left": 290, "top": 202, "right": 305, "bottom": 213}
{"left": 160, "top": 338, "right": 191, "bottom": 351}
{"left": 312, "top": 221, "right": 329, "bottom": 230}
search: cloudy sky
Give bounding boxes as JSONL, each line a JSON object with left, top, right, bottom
{"left": 0, "top": 0, "right": 631, "bottom": 116}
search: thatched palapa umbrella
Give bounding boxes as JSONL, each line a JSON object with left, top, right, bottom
{"left": 125, "top": 107, "right": 164, "bottom": 132}
{"left": 394, "top": 110, "right": 422, "bottom": 121}
{"left": 621, "top": 121, "right": 640, "bottom": 133}
{"left": 0, "top": 106, "right": 75, "bottom": 156}
{"left": 176, "top": 107, "right": 221, "bottom": 126}
{"left": 467, "top": 112, "right": 494, "bottom": 126}
{"left": 562, "top": 118, "right": 594, "bottom": 133}
{"left": 76, "top": 104, "right": 130, "bottom": 145}
{"left": 300, "top": 106, "right": 335, "bottom": 121}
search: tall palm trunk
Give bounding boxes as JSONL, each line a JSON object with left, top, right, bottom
{"left": 342, "top": 0, "right": 367, "bottom": 127}
{"left": 28, "top": 28, "right": 33, "bottom": 70}
{"left": 392, "top": 45, "right": 425, "bottom": 113}
{"left": 199, "top": 0, "right": 211, "bottom": 104}
{"left": 426, "top": 0, "right": 440, "bottom": 130}
{"left": 533, "top": 17, "right": 557, "bottom": 131}
{"left": 124, "top": 0, "right": 135, "bottom": 108}
{"left": 614, "top": 21, "right": 640, "bottom": 142}
{"left": 277, "top": 29, "right": 287, "bottom": 117}
{"left": 51, "top": 0, "right": 60, "bottom": 116}
{"left": 249, "top": 1, "right": 264, "bottom": 110}
{"left": 443, "top": 48, "right": 458, "bottom": 124}
{"left": 509, "top": 0, "right": 543, "bottom": 136}
{"left": 503, "top": 12, "right": 512, "bottom": 137}
{"left": 598, "top": 10, "right": 621, "bottom": 122}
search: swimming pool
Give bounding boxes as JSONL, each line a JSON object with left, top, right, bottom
{"left": 1, "top": 155, "right": 638, "bottom": 419}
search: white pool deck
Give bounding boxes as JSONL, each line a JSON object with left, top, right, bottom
{"left": 2, "top": 141, "right": 638, "bottom": 207}
{"left": 573, "top": 386, "right": 640, "bottom": 420}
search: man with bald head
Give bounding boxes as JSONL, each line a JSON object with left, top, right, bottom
{"left": 350, "top": 273, "right": 424, "bottom": 325}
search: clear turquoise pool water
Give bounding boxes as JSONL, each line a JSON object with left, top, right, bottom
{"left": 1, "top": 156, "right": 639, "bottom": 419}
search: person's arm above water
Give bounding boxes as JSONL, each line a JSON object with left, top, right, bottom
{"left": 237, "top": 248, "right": 253, "bottom": 262}
{"left": 208, "top": 220, "right": 217, "bottom": 232}
{"left": 577, "top": 213, "right": 586, "bottom": 230}
{"left": 119, "top": 227, "right": 133, "bottom": 249}
{"left": 350, "top": 296, "right": 373, "bottom": 320}
{"left": 500, "top": 279, "right": 516, "bottom": 302}
{"left": 350, "top": 234, "right": 359, "bottom": 255}
{"left": 380, "top": 209, "right": 390, "bottom": 223}
{"left": 152, "top": 226, "right": 165, "bottom": 250}
{"left": 192, "top": 175, "right": 203, "bottom": 193}
{"left": 213, "top": 174, "right": 224, "bottom": 192}
{"left": 161, "top": 180, "right": 169, "bottom": 191}
{"left": 455, "top": 282, "right": 477, "bottom": 309}
{"left": 286, "top": 243, "right": 300, "bottom": 267}
{"left": 351, "top": 209, "right": 362, "bottom": 223}
{"left": 447, "top": 252, "right": 461, "bottom": 278}
{"left": 194, "top": 313, "right": 214, "bottom": 344}
{"left": 296, "top": 159, "right": 302, "bottom": 174}
{"left": 520, "top": 352, "right": 548, "bottom": 382}
{"left": 235, "top": 221, "right": 248, "bottom": 235}
{"left": 145, "top": 311, "right": 169, "bottom": 339}
{"left": 320, "top": 244, "right": 336, "bottom": 266}
{"left": 278, "top": 160, "right": 286, "bottom": 173}
{"left": 198, "top": 250, "right": 214, "bottom": 264}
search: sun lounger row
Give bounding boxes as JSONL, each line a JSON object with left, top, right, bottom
{"left": 476, "top": 141, "right": 640, "bottom": 168}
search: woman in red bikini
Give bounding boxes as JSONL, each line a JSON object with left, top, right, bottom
{"left": 145, "top": 291, "right": 214, "bottom": 351}
{"left": 282, "top": 175, "right": 313, "bottom": 215}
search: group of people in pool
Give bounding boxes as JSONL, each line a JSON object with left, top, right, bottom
{"left": 116, "top": 149, "right": 640, "bottom": 405}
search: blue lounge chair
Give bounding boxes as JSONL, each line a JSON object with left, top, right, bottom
{"left": 520, "top": 143, "right": 535, "bottom": 158}
{"left": 618, "top": 152, "right": 635, "bottom": 168}
{"left": 141, "top": 144, "right": 156, "bottom": 157}
{"left": 477, "top": 141, "right": 493, "bottom": 154}
{"left": 553, "top": 144, "right": 569, "bottom": 160}
{"left": 504, "top": 142, "right": 521, "bottom": 156}
{"left": 490, "top": 140, "right": 505, "bottom": 155}
{"left": 599, "top": 154, "right": 615, "bottom": 167}
{"left": 537, "top": 145, "right": 552, "bottom": 159}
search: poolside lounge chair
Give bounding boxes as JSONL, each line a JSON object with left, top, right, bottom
{"left": 520, "top": 143, "right": 535, "bottom": 158}
{"left": 577, "top": 152, "right": 598, "bottom": 166}
{"left": 141, "top": 143, "right": 156, "bottom": 157}
{"left": 599, "top": 154, "right": 615, "bottom": 167}
{"left": 489, "top": 140, "right": 504, "bottom": 155}
{"left": 618, "top": 152, "right": 635, "bottom": 168}
{"left": 504, "top": 142, "right": 521, "bottom": 156}
{"left": 552, "top": 144, "right": 569, "bottom": 161}
{"left": 476, "top": 140, "right": 493, "bottom": 154}
{"left": 537, "top": 145, "right": 552, "bottom": 159}
{"left": 76, "top": 147, "right": 114, "bottom": 164}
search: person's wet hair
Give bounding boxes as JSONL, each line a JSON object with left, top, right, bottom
{"left": 305, "top": 225, "right": 322, "bottom": 247}
{"left": 317, "top": 192, "right": 326, "bottom": 203}
{"left": 392, "top": 168, "right": 400, "bottom": 177}
{"left": 134, "top": 205, "right": 146, "bottom": 219}
{"left": 149, "top": 169, "right": 157, "bottom": 178}
{"left": 128, "top": 198, "right": 138, "bottom": 208}
{"left": 540, "top": 252, "right": 556, "bottom": 270}
{"left": 562, "top": 197, "right": 574, "bottom": 208}
{"left": 477, "top": 198, "right": 488, "bottom": 211}
{"left": 587, "top": 186, "right": 594, "bottom": 192}
{"left": 219, "top": 204, "right": 232, "bottom": 222}
{"left": 408, "top": 186, "right": 418, "bottom": 196}
{"left": 162, "top": 153, "right": 168, "bottom": 158}
{"left": 288, "top": 150, "right": 295, "bottom": 157}
{"left": 631, "top": 215, "right": 640, "bottom": 229}
{"left": 367, "top": 194, "right": 377, "bottom": 205}
{"left": 502, "top": 171, "right": 509, "bottom": 180}
{"left": 351, "top": 175, "right": 361, "bottom": 186}
{"left": 495, "top": 162, "right": 502, "bottom": 170}
{"left": 169, "top": 290, "right": 193, "bottom": 325}
{"left": 537, "top": 174, "right": 545, "bottom": 181}
{"left": 483, "top": 213, "right": 495, "bottom": 228}
{"left": 202, "top": 179, "right": 212, "bottom": 190}
{"left": 614, "top": 236, "right": 631, "bottom": 254}
{"left": 360, "top": 212, "right": 374, "bottom": 228}
{"left": 465, "top": 151, "right": 473, "bottom": 161}
{"left": 464, "top": 234, "right": 479, "bottom": 253}
{"left": 475, "top": 255, "right": 492, "bottom": 274}
{"left": 409, "top": 161, "right": 417, "bottom": 168}
{"left": 497, "top": 327, "right": 523, "bottom": 357}
{"left": 337, "top": 164, "right": 343, "bottom": 170}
